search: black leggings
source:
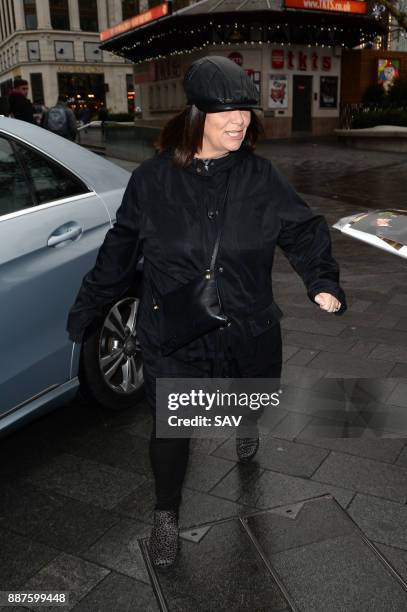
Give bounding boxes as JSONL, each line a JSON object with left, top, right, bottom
{"left": 145, "top": 352, "right": 282, "bottom": 512}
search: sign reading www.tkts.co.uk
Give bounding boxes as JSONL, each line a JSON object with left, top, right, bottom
{"left": 284, "top": 0, "right": 367, "bottom": 13}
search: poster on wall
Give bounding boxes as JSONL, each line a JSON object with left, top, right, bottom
{"left": 268, "top": 75, "right": 288, "bottom": 108}
{"left": 378, "top": 59, "right": 400, "bottom": 92}
{"left": 320, "top": 76, "right": 338, "bottom": 108}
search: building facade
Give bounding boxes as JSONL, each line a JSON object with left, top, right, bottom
{"left": 0, "top": 0, "right": 145, "bottom": 113}
{"left": 101, "top": 0, "right": 385, "bottom": 137}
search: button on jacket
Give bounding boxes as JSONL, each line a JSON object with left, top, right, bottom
{"left": 66, "top": 146, "right": 346, "bottom": 371}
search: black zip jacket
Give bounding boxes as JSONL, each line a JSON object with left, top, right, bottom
{"left": 66, "top": 147, "right": 346, "bottom": 362}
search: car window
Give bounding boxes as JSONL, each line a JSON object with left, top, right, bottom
{"left": 14, "top": 141, "right": 90, "bottom": 205}
{"left": 0, "top": 136, "right": 33, "bottom": 216}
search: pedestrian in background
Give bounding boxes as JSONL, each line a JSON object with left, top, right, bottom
{"left": 43, "top": 96, "right": 77, "bottom": 141}
{"left": 66, "top": 56, "right": 346, "bottom": 570}
{"left": 8, "top": 78, "right": 35, "bottom": 124}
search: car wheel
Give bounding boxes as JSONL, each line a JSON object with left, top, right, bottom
{"left": 80, "top": 296, "right": 144, "bottom": 410}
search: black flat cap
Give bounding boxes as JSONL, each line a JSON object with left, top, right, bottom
{"left": 183, "top": 55, "right": 262, "bottom": 112}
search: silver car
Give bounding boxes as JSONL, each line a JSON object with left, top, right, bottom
{"left": 0, "top": 117, "right": 143, "bottom": 436}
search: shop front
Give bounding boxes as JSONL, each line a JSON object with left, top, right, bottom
{"left": 100, "top": 0, "right": 385, "bottom": 138}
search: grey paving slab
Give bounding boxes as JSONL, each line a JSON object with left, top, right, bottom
{"left": 282, "top": 330, "right": 357, "bottom": 353}
{"left": 374, "top": 543, "right": 407, "bottom": 582}
{"left": 69, "top": 426, "right": 152, "bottom": 476}
{"left": 386, "top": 382, "right": 407, "bottom": 407}
{"left": 312, "top": 451, "right": 407, "bottom": 503}
{"left": 361, "top": 401, "right": 407, "bottom": 436}
{"left": 24, "top": 453, "right": 146, "bottom": 510}
{"left": 282, "top": 344, "right": 300, "bottom": 362}
{"left": 281, "top": 316, "right": 347, "bottom": 336}
{"left": 213, "top": 433, "right": 329, "bottom": 478}
{"left": 22, "top": 553, "right": 109, "bottom": 612}
{"left": 285, "top": 348, "right": 319, "bottom": 366}
{"left": 82, "top": 519, "right": 151, "bottom": 584}
{"left": 396, "top": 442, "right": 407, "bottom": 467}
{"left": 296, "top": 417, "right": 407, "bottom": 463}
{"left": 390, "top": 363, "right": 407, "bottom": 377}
{"left": 270, "top": 534, "right": 407, "bottom": 612}
{"left": 348, "top": 339, "right": 377, "bottom": 357}
{"left": 146, "top": 518, "right": 288, "bottom": 611}
{"left": 341, "top": 324, "right": 407, "bottom": 349}
{"left": 369, "top": 344, "right": 407, "bottom": 364}
{"left": 71, "top": 572, "right": 159, "bottom": 612}
{"left": 281, "top": 364, "right": 326, "bottom": 389}
{"left": 267, "top": 411, "right": 313, "bottom": 441}
{"left": 183, "top": 450, "right": 235, "bottom": 493}
{"left": 236, "top": 469, "right": 354, "bottom": 510}
{"left": 348, "top": 494, "right": 407, "bottom": 552}
{"left": 114, "top": 478, "right": 251, "bottom": 528}
{"left": 0, "top": 528, "right": 59, "bottom": 590}
{"left": 306, "top": 350, "right": 395, "bottom": 377}
{"left": 209, "top": 462, "right": 264, "bottom": 501}
{"left": 246, "top": 497, "right": 354, "bottom": 554}
{"left": 389, "top": 293, "right": 407, "bottom": 306}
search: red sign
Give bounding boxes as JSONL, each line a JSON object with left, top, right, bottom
{"left": 272, "top": 49, "right": 332, "bottom": 71}
{"left": 100, "top": 3, "right": 169, "bottom": 42}
{"left": 272, "top": 50, "right": 284, "bottom": 69}
{"left": 228, "top": 52, "right": 244, "bottom": 66}
{"left": 284, "top": 0, "right": 367, "bottom": 13}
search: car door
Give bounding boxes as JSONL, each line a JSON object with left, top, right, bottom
{"left": 0, "top": 133, "right": 112, "bottom": 417}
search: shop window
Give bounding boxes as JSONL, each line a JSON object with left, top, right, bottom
{"left": 23, "top": 0, "right": 37, "bottom": 29}
{"left": 320, "top": 76, "right": 338, "bottom": 109}
{"left": 171, "top": 82, "right": 177, "bottom": 109}
{"left": 54, "top": 41, "right": 74, "bottom": 61}
{"left": 27, "top": 40, "right": 40, "bottom": 62}
{"left": 50, "top": 0, "right": 70, "bottom": 31}
{"left": 79, "top": 0, "right": 98, "bottom": 32}
{"left": 122, "top": 1, "right": 139, "bottom": 20}
{"left": 30, "top": 73, "right": 44, "bottom": 104}
{"left": 155, "top": 85, "right": 161, "bottom": 109}
{"left": 84, "top": 42, "right": 102, "bottom": 62}
{"left": 58, "top": 72, "right": 106, "bottom": 112}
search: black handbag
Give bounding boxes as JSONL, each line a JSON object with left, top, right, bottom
{"left": 154, "top": 174, "right": 231, "bottom": 356}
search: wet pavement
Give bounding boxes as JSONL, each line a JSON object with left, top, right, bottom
{"left": 1, "top": 139, "right": 407, "bottom": 611}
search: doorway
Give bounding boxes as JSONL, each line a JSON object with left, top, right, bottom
{"left": 292, "top": 75, "right": 312, "bottom": 133}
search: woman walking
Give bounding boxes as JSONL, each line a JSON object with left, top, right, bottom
{"left": 67, "top": 56, "right": 346, "bottom": 569}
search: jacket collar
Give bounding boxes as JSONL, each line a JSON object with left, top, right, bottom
{"left": 187, "top": 147, "right": 250, "bottom": 176}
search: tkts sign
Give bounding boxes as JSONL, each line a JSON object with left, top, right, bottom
{"left": 272, "top": 49, "right": 332, "bottom": 71}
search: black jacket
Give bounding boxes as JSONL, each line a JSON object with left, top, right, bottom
{"left": 66, "top": 147, "right": 346, "bottom": 361}
{"left": 8, "top": 91, "right": 35, "bottom": 123}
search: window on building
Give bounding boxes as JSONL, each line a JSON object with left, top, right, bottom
{"left": 4, "top": 0, "right": 12, "bottom": 36}
{"left": 54, "top": 40, "right": 74, "bottom": 61}
{"left": 126, "top": 73, "right": 134, "bottom": 113}
{"left": 122, "top": 1, "right": 140, "bottom": 20}
{"left": 79, "top": 0, "right": 98, "bottom": 32}
{"left": 27, "top": 40, "right": 40, "bottom": 61}
{"left": 10, "top": 1, "right": 16, "bottom": 31}
{"left": 50, "top": 0, "right": 70, "bottom": 30}
{"left": 148, "top": 0, "right": 163, "bottom": 7}
{"left": 84, "top": 42, "right": 102, "bottom": 62}
{"left": 15, "top": 43, "right": 19, "bottom": 63}
{"left": 30, "top": 73, "right": 44, "bottom": 104}
{"left": 23, "top": 0, "right": 37, "bottom": 29}
{"left": 0, "top": 137, "right": 32, "bottom": 217}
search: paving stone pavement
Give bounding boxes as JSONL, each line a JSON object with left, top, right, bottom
{"left": 1, "top": 139, "right": 407, "bottom": 611}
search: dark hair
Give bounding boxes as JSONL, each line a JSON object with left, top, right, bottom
{"left": 13, "top": 78, "right": 28, "bottom": 88}
{"left": 157, "top": 105, "right": 263, "bottom": 167}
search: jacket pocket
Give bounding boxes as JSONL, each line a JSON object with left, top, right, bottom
{"left": 247, "top": 302, "right": 283, "bottom": 337}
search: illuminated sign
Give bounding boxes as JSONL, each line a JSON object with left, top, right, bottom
{"left": 100, "top": 3, "right": 169, "bottom": 42}
{"left": 284, "top": 0, "right": 367, "bottom": 13}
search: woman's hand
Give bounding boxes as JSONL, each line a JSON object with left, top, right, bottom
{"left": 314, "top": 292, "right": 341, "bottom": 313}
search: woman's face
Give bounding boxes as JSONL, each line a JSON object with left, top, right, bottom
{"left": 201, "top": 109, "right": 251, "bottom": 157}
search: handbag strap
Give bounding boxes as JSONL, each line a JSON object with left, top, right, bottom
{"left": 208, "top": 170, "right": 232, "bottom": 271}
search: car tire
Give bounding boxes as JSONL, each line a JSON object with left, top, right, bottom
{"left": 79, "top": 295, "right": 144, "bottom": 411}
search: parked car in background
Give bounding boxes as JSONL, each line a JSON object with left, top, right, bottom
{"left": 0, "top": 117, "right": 143, "bottom": 436}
